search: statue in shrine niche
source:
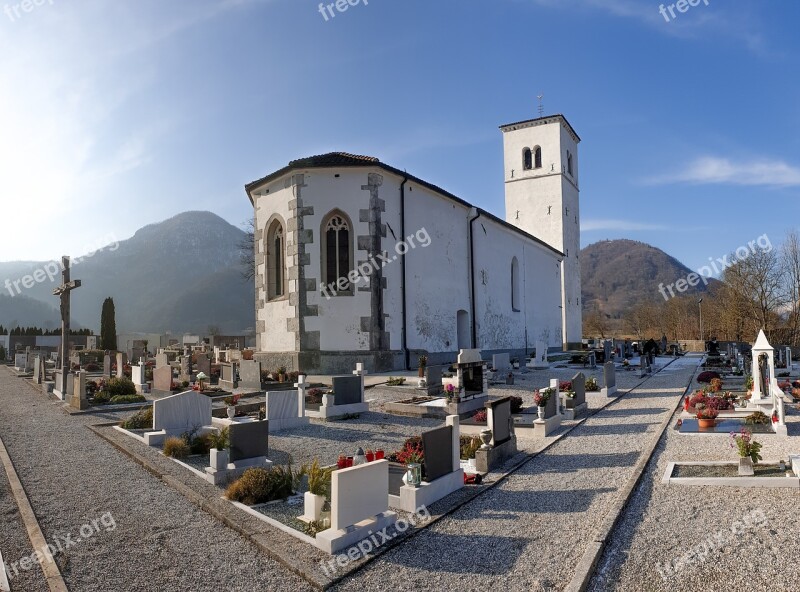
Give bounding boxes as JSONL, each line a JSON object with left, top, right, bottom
{"left": 758, "top": 353, "right": 769, "bottom": 398}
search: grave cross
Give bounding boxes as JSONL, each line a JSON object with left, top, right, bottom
{"left": 53, "top": 256, "right": 81, "bottom": 381}
{"left": 295, "top": 374, "right": 309, "bottom": 418}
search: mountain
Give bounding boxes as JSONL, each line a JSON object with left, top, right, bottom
{"left": 581, "top": 239, "right": 719, "bottom": 318}
{"left": 0, "top": 293, "right": 62, "bottom": 330}
{"left": 0, "top": 211, "right": 254, "bottom": 334}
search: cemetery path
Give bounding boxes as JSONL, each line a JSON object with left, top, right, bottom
{"left": 0, "top": 370, "right": 316, "bottom": 592}
{"left": 331, "top": 356, "right": 702, "bottom": 592}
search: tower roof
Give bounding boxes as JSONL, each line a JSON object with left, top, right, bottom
{"left": 499, "top": 114, "right": 581, "bottom": 143}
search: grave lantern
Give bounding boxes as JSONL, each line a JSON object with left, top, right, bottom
{"left": 353, "top": 447, "right": 366, "bottom": 466}
{"left": 405, "top": 463, "right": 422, "bottom": 487}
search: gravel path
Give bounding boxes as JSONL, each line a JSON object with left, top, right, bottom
{"left": 331, "top": 356, "right": 701, "bottom": 592}
{"left": 588, "top": 365, "right": 800, "bottom": 592}
{"left": 0, "top": 369, "right": 315, "bottom": 592}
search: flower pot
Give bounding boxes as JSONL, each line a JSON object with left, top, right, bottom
{"left": 375, "top": 449, "right": 385, "bottom": 460}
{"left": 537, "top": 406, "right": 545, "bottom": 420}
{"left": 210, "top": 448, "right": 228, "bottom": 470}
{"left": 303, "top": 492, "right": 326, "bottom": 523}
{"left": 479, "top": 429, "right": 493, "bottom": 450}
{"left": 345, "top": 456, "right": 354, "bottom": 468}
{"left": 337, "top": 456, "right": 347, "bottom": 470}
{"left": 697, "top": 418, "right": 716, "bottom": 428}
{"left": 365, "top": 451, "right": 375, "bottom": 463}
{"left": 226, "top": 406, "right": 236, "bottom": 419}
{"left": 738, "top": 457, "right": 754, "bottom": 476}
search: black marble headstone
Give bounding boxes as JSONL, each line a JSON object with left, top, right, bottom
{"left": 229, "top": 420, "right": 269, "bottom": 462}
{"left": 571, "top": 372, "right": 586, "bottom": 407}
{"left": 332, "top": 375, "right": 362, "bottom": 406}
{"left": 422, "top": 425, "right": 453, "bottom": 482}
{"left": 489, "top": 398, "right": 512, "bottom": 445}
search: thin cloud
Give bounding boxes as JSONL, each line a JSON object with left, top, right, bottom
{"left": 582, "top": 219, "right": 670, "bottom": 232}
{"left": 648, "top": 156, "right": 800, "bottom": 188}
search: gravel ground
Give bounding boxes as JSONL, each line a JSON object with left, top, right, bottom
{"left": 330, "top": 357, "right": 700, "bottom": 592}
{"left": 589, "top": 363, "right": 800, "bottom": 592}
{"left": 0, "top": 369, "right": 315, "bottom": 592}
{"left": 0, "top": 461, "right": 49, "bottom": 592}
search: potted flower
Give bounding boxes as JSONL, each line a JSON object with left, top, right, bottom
{"left": 730, "top": 428, "right": 762, "bottom": 475}
{"left": 534, "top": 388, "right": 553, "bottom": 420}
{"left": 224, "top": 394, "right": 241, "bottom": 419}
{"left": 277, "top": 366, "right": 287, "bottom": 382}
{"left": 302, "top": 459, "right": 332, "bottom": 523}
{"left": 337, "top": 454, "right": 347, "bottom": 469}
{"left": 418, "top": 355, "right": 428, "bottom": 378}
{"left": 196, "top": 372, "right": 208, "bottom": 392}
{"left": 375, "top": 449, "right": 385, "bottom": 460}
{"left": 365, "top": 449, "right": 375, "bottom": 463}
{"left": 208, "top": 427, "right": 229, "bottom": 470}
{"left": 696, "top": 407, "right": 718, "bottom": 428}
{"left": 444, "top": 383, "right": 461, "bottom": 403}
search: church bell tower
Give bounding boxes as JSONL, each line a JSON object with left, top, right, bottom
{"left": 500, "top": 113, "right": 582, "bottom": 349}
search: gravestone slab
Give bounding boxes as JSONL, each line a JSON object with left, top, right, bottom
{"left": 239, "top": 360, "right": 262, "bottom": 390}
{"left": 115, "top": 352, "right": 125, "bottom": 378}
{"left": 543, "top": 386, "right": 558, "bottom": 419}
{"left": 14, "top": 353, "right": 26, "bottom": 370}
{"left": 229, "top": 420, "right": 269, "bottom": 462}
{"left": 265, "top": 390, "right": 299, "bottom": 420}
{"left": 602, "top": 362, "right": 617, "bottom": 397}
{"left": 103, "top": 354, "right": 111, "bottom": 378}
{"left": 532, "top": 341, "right": 549, "bottom": 368}
{"left": 488, "top": 398, "right": 512, "bottom": 445}
{"left": 603, "top": 341, "right": 612, "bottom": 362}
{"left": 492, "top": 353, "right": 511, "bottom": 371}
{"left": 155, "top": 353, "right": 169, "bottom": 369}
{"left": 571, "top": 372, "right": 586, "bottom": 407}
{"left": 425, "top": 365, "right": 443, "bottom": 395}
{"left": 153, "top": 391, "right": 212, "bottom": 434}
{"left": 33, "top": 356, "right": 42, "bottom": 384}
{"left": 422, "top": 425, "right": 454, "bottom": 482}
{"left": 332, "top": 375, "right": 363, "bottom": 406}
{"left": 153, "top": 366, "right": 173, "bottom": 392}
{"left": 330, "top": 461, "right": 389, "bottom": 531}
{"left": 195, "top": 354, "right": 211, "bottom": 378}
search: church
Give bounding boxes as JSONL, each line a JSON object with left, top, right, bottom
{"left": 244, "top": 114, "right": 583, "bottom": 374}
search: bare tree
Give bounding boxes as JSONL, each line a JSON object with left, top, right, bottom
{"left": 239, "top": 217, "right": 256, "bottom": 281}
{"left": 722, "top": 247, "right": 786, "bottom": 337}
{"left": 584, "top": 306, "right": 612, "bottom": 339}
{"left": 783, "top": 230, "right": 800, "bottom": 346}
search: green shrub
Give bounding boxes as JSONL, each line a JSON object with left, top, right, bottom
{"left": 386, "top": 377, "right": 406, "bottom": 386}
{"left": 109, "top": 394, "right": 146, "bottom": 404}
{"left": 208, "top": 428, "right": 229, "bottom": 451}
{"left": 106, "top": 377, "right": 137, "bottom": 397}
{"left": 225, "top": 467, "right": 295, "bottom": 505}
{"left": 189, "top": 433, "right": 212, "bottom": 455}
{"left": 120, "top": 407, "right": 153, "bottom": 430}
{"left": 0, "top": 345, "right": 5, "bottom": 361}
{"left": 93, "top": 391, "right": 111, "bottom": 404}
{"left": 305, "top": 459, "right": 332, "bottom": 499}
{"left": 163, "top": 437, "right": 190, "bottom": 459}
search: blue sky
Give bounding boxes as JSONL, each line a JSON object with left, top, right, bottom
{"left": 2, "top": 0, "right": 799, "bottom": 274}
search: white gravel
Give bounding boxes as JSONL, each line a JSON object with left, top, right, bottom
{"left": 331, "top": 357, "right": 700, "bottom": 591}
{"left": 589, "top": 361, "right": 800, "bottom": 592}
{"left": 0, "top": 369, "right": 315, "bottom": 592}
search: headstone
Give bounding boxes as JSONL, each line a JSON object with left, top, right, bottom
{"left": 624, "top": 339, "right": 632, "bottom": 358}
{"left": 33, "top": 356, "right": 43, "bottom": 384}
{"left": 155, "top": 353, "right": 169, "bottom": 369}
{"left": 265, "top": 390, "right": 300, "bottom": 421}
{"left": 115, "top": 352, "right": 124, "bottom": 379}
{"left": 421, "top": 425, "right": 454, "bottom": 482}
{"left": 603, "top": 340, "right": 612, "bottom": 362}
{"left": 195, "top": 353, "right": 211, "bottom": 378}
{"left": 602, "top": 362, "right": 617, "bottom": 397}
{"left": 103, "top": 354, "right": 112, "bottom": 378}
{"left": 425, "top": 365, "right": 443, "bottom": 395}
{"left": 532, "top": 342, "right": 549, "bottom": 368}
{"left": 239, "top": 360, "right": 262, "bottom": 391}
{"left": 294, "top": 375, "right": 309, "bottom": 418}
{"left": 331, "top": 375, "right": 363, "bottom": 406}
{"left": 14, "top": 353, "right": 26, "bottom": 370}
{"left": 786, "top": 346, "right": 792, "bottom": 371}
{"left": 153, "top": 366, "right": 173, "bottom": 392}
{"left": 131, "top": 363, "right": 147, "bottom": 393}
{"left": 66, "top": 372, "right": 75, "bottom": 398}
{"left": 571, "top": 372, "right": 586, "bottom": 407}
{"left": 487, "top": 398, "right": 512, "bottom": 446}
{"left": 492, "top": 353, "right": 511, "bottom": 371}
{"left": 543, "top": 384, "right": 558, "bottom": 419}
{"left": 588, "top": 351, "right": 597, "bottom": 369}
{"left": 70, "top": 371, "right": 88, "bottom": 410}
{"left": 229, "top": 421, "right": 270, "bottom": 462}
{"left": 153, "top": 391, "right": 212, "bottom": 434}
{"left": 660, "top": 335, "right": 668, "bottom": 354}
{"left": 329, "top": 460, "right": 389, "bottom": 532}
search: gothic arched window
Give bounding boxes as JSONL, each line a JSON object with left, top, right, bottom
{"left": 322, "top": 211, "right": 353, "bottom": 293}
{"left": 511, "top": 256, "right": 521, "bottom": 311}
{"left": 522, "top": 148, "right": 533, "bottom": 171}
{"left": 266, "top": 218, "right": 285, "bottom": 300}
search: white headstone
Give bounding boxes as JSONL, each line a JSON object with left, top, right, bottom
{"left": 153, "top": 391, "right": 212, "bottom": 433}
{"left": 457, "top": 349, "right": 482, "bottom": 364}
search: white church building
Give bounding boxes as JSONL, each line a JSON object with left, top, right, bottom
{"left": 245, "top": 114, "right": 582, "bottom": 374}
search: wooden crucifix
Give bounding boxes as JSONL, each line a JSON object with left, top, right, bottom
{"left": 53, "top": 256, "right": 82, "bottom": 382}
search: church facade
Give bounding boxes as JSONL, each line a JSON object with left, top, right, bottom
{"left": 245, "top": 114, "right": 582, "bottom": 374}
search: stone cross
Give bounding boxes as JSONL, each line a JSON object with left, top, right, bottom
{"left": 294, "top": 374, "right": 309, "bottom": 418}
{"left": 52, "top": 256, "right": 81, "bottom": 383}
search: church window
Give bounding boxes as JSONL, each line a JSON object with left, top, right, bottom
{"left": 322, "top": 211, "right": 353, "bottom": 293}
{"left": 266, "top": 218, "right": 286, "bottom": 300}
{"left": 534, "top": 146, "right": 542, "bottom": 169}
{"left": 522, "top": 148, "right": 532, "bottom": 170}
{"left": 511, "top": 257, "right": 521, "bottom": 312}
{"left": 567, "top": 151, "right": 573, "bottom": 176}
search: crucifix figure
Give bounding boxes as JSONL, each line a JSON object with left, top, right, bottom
{"left": 53, "top": 256, "right": 82, "bottom": 386}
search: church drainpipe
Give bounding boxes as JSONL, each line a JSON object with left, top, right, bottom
{"left": 468, "top": 208, "right": 481, "bottom": 349}
{"left": 400, "top": 176, "right": 410, "bottom": 370}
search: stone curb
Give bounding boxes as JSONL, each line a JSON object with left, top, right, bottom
{"left": 564, "top": 358, "right": 699, "bottom": 592}
{"left": 0, "top": 434, "right": 69, "bottom": 592}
